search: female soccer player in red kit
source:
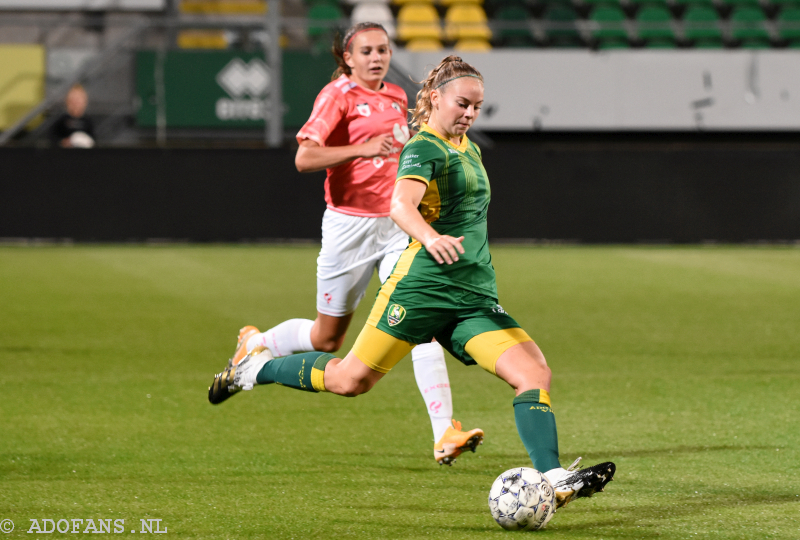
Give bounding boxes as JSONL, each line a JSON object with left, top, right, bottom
{"left": 224, "top": 23, "right": 483, "bottom": 465}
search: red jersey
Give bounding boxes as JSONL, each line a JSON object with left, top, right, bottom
{"left": 297, "top": 75, "right": 410, "bottom": 218}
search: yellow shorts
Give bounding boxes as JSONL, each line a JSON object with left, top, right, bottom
{"left": 351, "top": 324, "right": 533, "bottom": 375}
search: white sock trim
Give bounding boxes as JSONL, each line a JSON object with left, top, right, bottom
{"left": 248, "top": 318, "right": 315, "bottom": 357}
{"left": 412, "top": 342, "right": 453, "bottom": 442}
{"left": 296, "top": 319, "right": 314, "bottom": 352}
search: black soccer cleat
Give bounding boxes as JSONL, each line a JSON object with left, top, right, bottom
{"left": 208, "top": 348, "right": 273, "bottom": 405}
{"left": 208, "top": 365, "right": 239, "bottom": 405}
{"left": 552, "top": 460, "right": 615, "bottom": 508}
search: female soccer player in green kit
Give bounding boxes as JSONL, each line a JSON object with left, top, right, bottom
{"left": 209, "top": 55, "right": 615, "bottom": 509}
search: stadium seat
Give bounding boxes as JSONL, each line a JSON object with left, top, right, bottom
{"left": 342, "top": 0, "right": 391, "bottom": 4}
{"left": 180, "top": 0, "right": 265, "bottom": 14}
{"left": 177, "top": 30, "right": 230, "bottom": 48}
{"left": 494, "top": 5, "right": 534, "bottom": 44}
{"left": 720, "top": 0, "right": 761, "bottom": 6}
{"left": 484, "top": 0, "right": 528, "bottom": 10}
{"left": 683, "top": 5, "right": 723, "bottom": 41}
{"left": 597, "top": 37, "right": 631, "bottom": 48}
{"left": 730, "top": 6, "right": 770, "bottom": 41}
{"left": 308, "top": 3, "right": 346, "bottom": 40}
{"left": 777, "top": 6, "right": 800, "bottom": 39}
{"left": 543, "top": 4, "right": 582, "bottom": 43}
{"left": 445, "top": 4, "right": 493, "bottom": 41}
{"left": 674, "top": 0, "right": 715, "bottom": 5}
{"left": 590, "top": 5, "right": 628, "bottom": 40}
{"left": 397, "top": 3, "right": 443, "bottom": 41}
{"left": 441, "top": 0, "right": 484, "bottom": 6}
{"left": 454, "top": 38, "right": 493, "bottom": 49}
{"left": 393, "top": 0, "right": 434, "bottom": 5}
{"left": 549, "top": 36, "right": 585, "bottom": 47}
{"left": 636, "top": 5, "right": 675, "bottom": 41}
{"left": 404, "top": 37, "right": 445, "bottom": 49}
{"left": 693, "top": 37, "right": 725, "bottom": 47}
{"left": 351, "top": 3, "right": 397, "bottom": 38}
{"left": 645, "top": 37, "right": 678, "bottom": 47}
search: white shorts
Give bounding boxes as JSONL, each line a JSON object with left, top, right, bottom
{"left": 316, "top": 208, "right": 409, "bottom": 317}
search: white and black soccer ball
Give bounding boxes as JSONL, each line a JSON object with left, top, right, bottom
{"left": 488, "top": 467, "right": 556, "bottom": 531}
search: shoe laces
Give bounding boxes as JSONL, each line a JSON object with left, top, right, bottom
{"left": 551, "top": 457, "right": 584, "bottom": 490}
{"left": 451, "top": 419, "right": 462, "bottom": 431}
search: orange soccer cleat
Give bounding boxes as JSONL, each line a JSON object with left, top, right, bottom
{"left": 433, "top": 419, "right": 484, "bottom": 465}
{"left": 228, "top": 325, "right": 260, "bottom": 368}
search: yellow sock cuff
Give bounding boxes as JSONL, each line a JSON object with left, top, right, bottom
{"left": 539, "top": 389, "right": 551, "bottom": 407}
{"left": 512, "top": 389, "right": 551, "bottom": 408}
{"left": 310, "top": 367, "right": 327, "bottom": 392}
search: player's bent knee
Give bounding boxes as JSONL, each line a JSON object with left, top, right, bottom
{"left": 332, "top": 374, "right": 376, "bottom": 397}
{"left": 315, "top": 337, "right": 345, "bottom": 353}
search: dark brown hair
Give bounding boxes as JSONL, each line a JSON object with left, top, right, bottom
{"left": 331, "top": 22, "right": 389, "bottom": 81}
{"left": 409, "top": 55, "right": 484, "bottom": 129}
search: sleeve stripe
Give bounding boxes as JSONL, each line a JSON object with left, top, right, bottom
{"left": 396, "top": 175, "right": 430, "bottom": 186}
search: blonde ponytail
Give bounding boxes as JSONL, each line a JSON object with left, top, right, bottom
{"left": 409, "top": 55, "right": 484, "bottom": 129}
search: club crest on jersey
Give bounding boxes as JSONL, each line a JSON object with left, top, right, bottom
{"left": 391, "top": 102, "right": 402, "bottom": 113}
{"left": 387, "top": 304, "right": 406, "bottom": 326}
{"left": 356, "top": 103, "right": 371, "bottom": 117}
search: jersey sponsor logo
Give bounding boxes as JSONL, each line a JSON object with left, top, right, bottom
{"left": 356, "top": 103, "right": 371, "bottom": 117}
{"left": 387, "top": 304, "right": 406, "bottom": 326}
{"left": 372, "top": 157, "right": 385, "bottom": 168}
{"left": 393, "top": 123, "right": 410, "bottom": 144}
{"left": 492, "top": 304, "right": 506, "bottom": 314}
{"left": 391, "top": 102, "right": 402, "bottom": 113}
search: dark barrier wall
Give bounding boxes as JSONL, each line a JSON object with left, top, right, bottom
{"left": 2, "top": 138, "right": 800, "bottom": 242}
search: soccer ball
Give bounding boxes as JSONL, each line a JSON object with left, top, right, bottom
{"left": 488, "top": 467, "right": 556, "bottom": 531}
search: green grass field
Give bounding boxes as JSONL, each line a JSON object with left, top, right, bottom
{"left": 1, "top": 245, "right": 798, "bottom": 539}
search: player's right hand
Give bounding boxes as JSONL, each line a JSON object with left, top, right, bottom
{"left": 424, "top": 235, "right": 465, "bottom": 265}
{"left": 361, "top": 134, "right": 394, "bottom": 158}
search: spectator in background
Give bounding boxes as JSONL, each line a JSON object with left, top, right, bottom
{"left": 51, "top": 84, "right": 95, "bottom": 148}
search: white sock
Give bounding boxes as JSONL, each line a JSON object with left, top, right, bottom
{"left": 412, "top": 342, "right": 453, "bottom": 442}
{"left": 246, "top": 318, "right": 315, "bottom": 357}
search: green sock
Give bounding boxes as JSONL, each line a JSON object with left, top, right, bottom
{"left": 513, "top": 389, "right": 562, "bottom": 472}
{"left": 256, "top": 352, "right": 336, "bottom": 393}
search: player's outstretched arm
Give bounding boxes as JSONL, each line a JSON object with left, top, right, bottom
{"left": 391, "top": 179, "right": 464, "bottom": 265}
{"left": 295, "top": 136, "right": 393, "bottom": 173}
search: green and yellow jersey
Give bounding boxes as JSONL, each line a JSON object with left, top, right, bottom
{"left": 358, "top": 124, "right": 530, "bottom": 368}
{"left": 394, "top": 124, "right": 496, "bottom": 299}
